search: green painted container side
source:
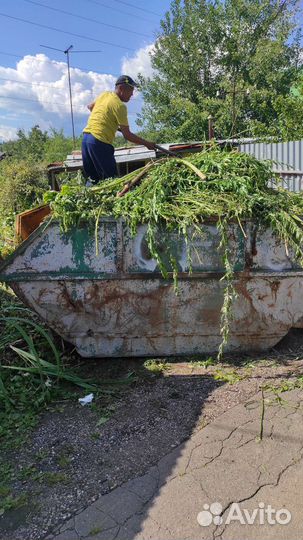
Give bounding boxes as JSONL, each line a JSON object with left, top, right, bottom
{"left": 1, "top": 217, "right": 303, "bottom": 357}
{"left": 0, "top": 218, "right": 250, "bottom": 282}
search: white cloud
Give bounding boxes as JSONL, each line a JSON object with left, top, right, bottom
{"left": 0, "top": 54, "right": 116, "bottom": 137}
{"left": 0, "top": 125, "right": 18, "bottom": 142}
{"left": 0, "top": 47, "right": 155, "bottom": 139}
{"left": 121, "top": 44, "right": 155, "bottom": 80}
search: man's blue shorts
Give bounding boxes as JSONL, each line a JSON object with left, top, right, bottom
{"left": 82, "top": 132, "right": 118, "bottom": 183}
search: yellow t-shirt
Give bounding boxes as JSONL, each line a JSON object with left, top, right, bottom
{"left": 83, "top": 91, "right": 128, "bottom": 145}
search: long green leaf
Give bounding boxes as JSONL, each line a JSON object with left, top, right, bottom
{"left": 0, "top": 316, "right": 62, "bottom": 369}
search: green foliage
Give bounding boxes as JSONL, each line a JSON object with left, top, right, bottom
{"left": 143, "top": 359, "right": 168, "bottom": 374}
{"left": 43, "top": 128, "right": 82, "bottom": 163}
{"left": 190, "top": 357, "right": 215, "bottom": 368}
{"left": 0, "top": 214, "right": 16, "bottom": 259}
{"left": 0, "top": 491, "right": 29, "bottom": 516}
{"left": 0, "top": 288, "right": 135, "bottom": 460}
{"left": 0, "top": 159, "right": 48, "bottom": 215}
{"left": 89, "top": 527, "right": 103, "bottom": 536}
{"left": 291, "top": 70, "right": 303, "bottom": 98}
{"left": 214, "top": 368, "right": 244, "bottom": 384}
{"left": 0, "top": 125, "right": 82, "bottom": 163}
{"left": 1, "top": 125, "right": 48, "bottom": 161}
{"left": 138, "top": 0, "right": 303, "bottom": 141}
{"left": 0, "top": 158, "right": 48, "bottom": 257}
{"left": 262, "top": 94, "right": 303, "bottom": 140}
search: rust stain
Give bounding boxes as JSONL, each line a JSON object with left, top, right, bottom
{"left": 60, "top": 282, "right": 84, "bottom": 311}
{"left": 234, "top": 277, "right": 255, "bottom": 310}
{"left": 197, "top": 308, "right": 221, "bottom": 326}
{"left": 10, "top": 284, "right": 33, "bottom": 310}
{"left": 37, "top": 287, "right": 49, "bottom": 304}
{"left": 269, "top": 280, "right": 280, "bottom": 302}
{"left": 83, "top": 281, "right": 165, "bottom": 329}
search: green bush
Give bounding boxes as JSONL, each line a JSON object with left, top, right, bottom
{"left": 0, "top": 159, "right": 48, "bottom": 215}
{"left": 0, "top": 159, "right": 48, "bottom": 258}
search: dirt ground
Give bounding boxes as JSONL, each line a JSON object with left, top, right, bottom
{"left": 2, "top": 330, "right": 303, "bottom": 540}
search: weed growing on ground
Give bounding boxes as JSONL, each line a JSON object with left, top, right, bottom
{"left": 143, "top": 359, "right": 169, "bottom": 375}
{"left": 0, "top": 288, "right": 134, "bottom": 446}
{"left": 91, "top": 432, "right": 101, "bottom": 441}
{"left": 0, "top": 492, "right": 29, "bottom": 516}
{"left": 213, "top": 368, "right": 244, "bottom": 384}
{"left": 0, "top": 287, "right": 135, "bottom": 517}
{"left": 189, "top": 357, "right": 215, "bottom": 368}
{"left": 89, "top": 527, "right": 103, "bottom": 536}
{"left": 33, "top": 471, "right": 69, "bottom": 486}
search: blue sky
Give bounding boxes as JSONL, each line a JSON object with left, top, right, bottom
{"left": 0, "top": 0, "right": 172, "bottom": 141}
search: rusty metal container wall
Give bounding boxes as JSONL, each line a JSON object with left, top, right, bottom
{"left": 240, "top": 139, "right": 303, "bottom": 191}
{"left": 1, "top": 219, "right": 303, "bottom": 358}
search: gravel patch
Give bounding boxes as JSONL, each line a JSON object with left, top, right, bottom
{"left": 1, "top": 329, "right": 303, "bottom": 540}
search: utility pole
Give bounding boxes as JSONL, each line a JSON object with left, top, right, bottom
{"left": 64, "top": 45, "right": 76, "bottom": 147}
{"left": 40, "top": 45, "right": 102, "bottom": 149}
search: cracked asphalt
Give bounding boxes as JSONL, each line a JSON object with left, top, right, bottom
{"left": 48, "top": 387, "right": 303, "bottom": 540}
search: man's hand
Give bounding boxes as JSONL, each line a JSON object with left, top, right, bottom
{"left": 119, "top": 125, "right": 156, "bottom": 151}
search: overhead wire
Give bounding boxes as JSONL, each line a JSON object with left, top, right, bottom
{"left": 0, "top": 94, "right": 141, "bottom": 115}
{"left": 111, "top": 0, "right": 161, "bottom": 17}
{"left": 0, "top": 12, "right": 137, "bottom": 52}
{"left": 23, "top": 0, "right": 152, "bottom": 39}
{"left": 85, "top": 0, "right": 157, "bottom": 23}
{"left": 0, "top": 94, "right": 67, "bottom": 106}
{"left": 0, "top": 51, "right": 22, "bottom": 59}
{"left": 0, "top": 76, "right": 64, "bottom": 89}
{"left": 0, "top": 4, "right": 151, "bottom": 133}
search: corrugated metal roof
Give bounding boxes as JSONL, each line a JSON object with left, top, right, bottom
{"left": 62, "top": 142, "right": 207, "bottom": 168}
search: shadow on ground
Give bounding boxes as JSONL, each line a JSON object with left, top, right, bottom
{"left": 0, "top": 362, "right": 223, "bottom": 540}
{"left": 2, "top": 327, "right": 303, "bottom": 540}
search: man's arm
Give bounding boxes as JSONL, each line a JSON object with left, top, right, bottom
{"left": 119, "top": 125, "right": 156, "bottom": 150}
{"left": 87, "top": 101, "right": 95, "bottom": 112}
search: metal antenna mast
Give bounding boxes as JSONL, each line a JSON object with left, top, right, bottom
{"left": 41, "top": 44, "right": 102, "bottom": 148}
{"left": 64, "top": 45, "right": 75, "bottom": 146}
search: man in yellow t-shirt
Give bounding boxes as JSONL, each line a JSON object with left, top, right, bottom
{"left": 82, "top": 75, "right": 156, "bottom": 184}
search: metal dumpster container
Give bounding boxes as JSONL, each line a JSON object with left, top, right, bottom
{"left": 0, "top": 218, "right": 303, "bottom": 357}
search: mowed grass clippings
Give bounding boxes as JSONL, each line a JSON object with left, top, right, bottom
{"left": 44, "top": 148, "right": 303, "bottom": 356}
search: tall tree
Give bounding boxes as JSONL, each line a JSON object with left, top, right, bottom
{"left": 138, "top": 0, "right": 302, "bottom": 141}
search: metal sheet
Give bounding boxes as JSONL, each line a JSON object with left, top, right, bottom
{"left": 1, "top": 219, "right": 303, "bottom": 357}
{"left": 240, "top": 139, "right": 303, "bottom": 191}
